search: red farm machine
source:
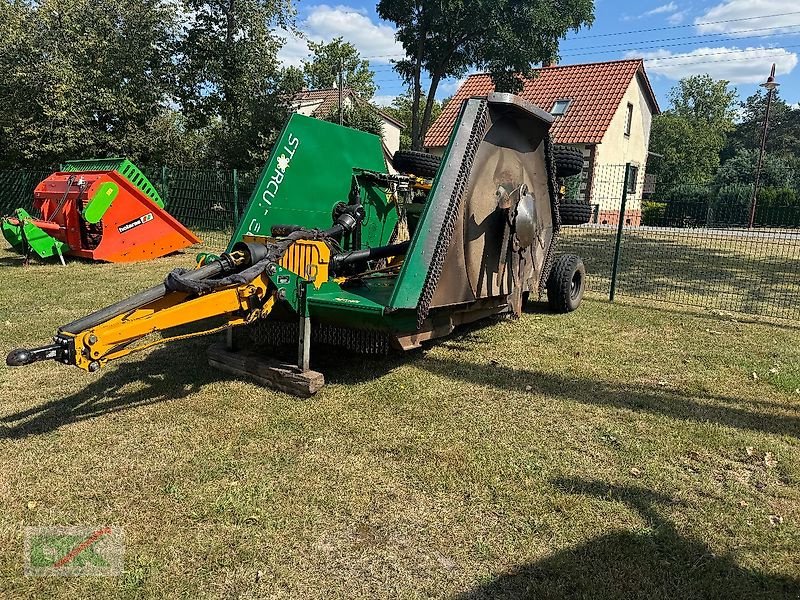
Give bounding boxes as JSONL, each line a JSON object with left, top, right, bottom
{"left": 1, "top": 159, "right": 199, "bottom": 263}
{"left": 8, "top": 93, "right": 589, "bottom": 396}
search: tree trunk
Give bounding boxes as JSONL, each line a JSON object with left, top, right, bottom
{"left": 410, "top": 35, "right": 425, "bottom": 150}
{"left": 222, "top": 0, "right": 236, "bottom": 126}
{"left": 420, "top": 72, "right": 442, "bottom": 150}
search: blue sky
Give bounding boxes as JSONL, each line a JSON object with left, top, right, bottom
{"left": 278, "top": 0, "right": 800, "bottom": 110}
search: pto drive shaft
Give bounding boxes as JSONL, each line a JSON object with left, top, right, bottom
{"left": 6, "top": 246, "right": 258, "bottom": 368}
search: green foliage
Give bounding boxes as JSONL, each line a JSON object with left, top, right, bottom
{"left": 657, "top": 183, "right": 715, "bottom": 206}
{"left": 303, "top": 37, "right": 376, "bottom": 99}
{"left": 324, "top": 102, "right": 384, "bottom": 137}
{"left": 714, "top": 148, "right": 795, "bottom": 189}
{"left": 0, "top": 0, "right": 178, "bottom": 168}
{"left": 722, "top": 90, "right": 800, "bottom": 163}
{"left": 640, "top": 200, "right": 666, "bottom": 226}
{"left": 382, "top": 90, "right": 442, "bottom": 150}
{"left": 280, "top": 66, "right": 306, "bottom": 96}
{"left": 177, "top": 0, "right": 296, "bottom": 168}
{"left": 650, "top": 76, "right": 738, "bottom": 186}
{"left": 0, "top": 0, "right": 298, "bottom": 169}
{"left": 377, "top": 0, "right": 594, "bottom": 149}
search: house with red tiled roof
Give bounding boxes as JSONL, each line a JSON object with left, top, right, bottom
{"left": 290, "top": 88, "right": 404, "bottom": 157}
{"left": 424, "top": 59, "right": 660, "bottom": 225}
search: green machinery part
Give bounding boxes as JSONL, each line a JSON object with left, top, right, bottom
{"left": 82, "top": 181, "right": 120, "bottom": 224}
{"left": 62, "top": 158, "right": 165, "bottom": 208}
{"left": 0, "top": 208, "right": 68, "bottom": 260}
{"left": 229, "top": 114, "right": 397, "bottom": 252}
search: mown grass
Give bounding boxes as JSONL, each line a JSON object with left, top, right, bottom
{"left": 0, "top": 246, "right": 799, "bottom": 598}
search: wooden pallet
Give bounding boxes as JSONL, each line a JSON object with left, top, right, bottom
{"left": 207, "top": 343, "right": 324, "bottom": 397}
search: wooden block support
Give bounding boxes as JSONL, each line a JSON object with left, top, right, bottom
{"left": 207, "top": 343, "right": 325, "bottom": 397}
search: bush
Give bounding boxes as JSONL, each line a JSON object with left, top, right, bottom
{"left": 655, "top": 184, "right": 714, "bottom": 227}
{"left": 641, "top": 200, "right": 666, "bottom": 226}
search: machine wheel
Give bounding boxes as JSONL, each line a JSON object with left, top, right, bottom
{"left": 559, "top": 201, "right": 593, "bottom": 226}
{"left": 393, "top": 150, "right": 441, "bottom": 178}
{"left": 552, "top": 145, "right": 584, "bottom": 178}
{"left": 547, "top": 254, "right": 586, "bottom": 313}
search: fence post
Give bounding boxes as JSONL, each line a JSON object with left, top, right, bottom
{"left": 232, "top": 168, "right": 239, "bottom": 230}
{"left": 160, "top": 165, "right": 168, "bottom": 206}
{"left": 609, "top": 163, "right": 631, "bottom": 302}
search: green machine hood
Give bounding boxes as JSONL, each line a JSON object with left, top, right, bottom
{"left": 229, "top": 114, "right": 397, "bottom": 252}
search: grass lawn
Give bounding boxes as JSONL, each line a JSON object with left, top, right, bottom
{"left": 0, "top": 246, "right": 799, "bottom": 598}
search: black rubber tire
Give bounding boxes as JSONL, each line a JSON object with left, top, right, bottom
{"left": 559, "top": 201, "right": 593, "bottom": 226}
{"left": 393, "top": 150, "right": 441, "bottom": 178}
{"left": 552, "top": 145, "right": 584, "bottom": 178}
{"left": 547, "top": 254, "right": 586, "bottom": 313}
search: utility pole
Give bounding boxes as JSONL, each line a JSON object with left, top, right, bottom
{"left": 338, "top": 58, "right": 344, "bottom": 126}
{"left": 749, "top": 63, "right": 779, "bottom": 229}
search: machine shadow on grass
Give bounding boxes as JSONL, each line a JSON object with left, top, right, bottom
{"left": 415, "top": 355, "right": 800, "bottom": 438}
{"left": 0, "top": 339, "right": 226, "bottom": 439}
{"left": 3, "top": 312, "right": 797, "bottom": 440}
{"left": 455, "top": 478, "right": 800, "bottom": 600}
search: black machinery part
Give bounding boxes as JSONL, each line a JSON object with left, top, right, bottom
{"left": 393, "top": 150, "right": 442, "bottom": 179}
{"left": 559, "top": 201, "right": 593, "bottom": 226}
{"left": 553, "top": 145, "right": 584, "bottom": 178}
{"left": 547, "top": 254, "right": 586, "bottom": 313}
{"left": 330, "top": 241, "right": 410, "bottom": 272}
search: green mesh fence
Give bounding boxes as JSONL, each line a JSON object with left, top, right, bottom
{"left": 3, "top": 164, "right": 799, "bottom": 321}
{"left": 557, "top": 164, "right": 800, "bottom": 322}
{"left": 0, "top": 169, "right": 56, "bottom": 216}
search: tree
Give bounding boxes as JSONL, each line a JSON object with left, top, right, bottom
{"left": 722, "top": 90, "right": 800, "bottom": 164}
{"left": 382, "top": 90, "right": 443, "bottom": 150}
{"left": 650, "top": 76, "right": 738, "bottom": 186}
{"left": 0, "top": 0, "right": 179, "bottom": 168}
{"left": 714, "top": 148, "right": 795, "bottom": 189}
{"left": 377, "top": 0, "right": 594, "bottom": 150}
{"left": 177, "top": 0, "right": 295, "bottom": 168}
{"left": 303, "top": 37, "right": 377, "bottom": 99}
{"left": 324, "top": 101, "right": 384, "bottom": 137}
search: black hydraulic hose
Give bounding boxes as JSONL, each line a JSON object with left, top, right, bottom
{"left": 59, "top": 257, "right": 231, "bottom": 334}
{"left": 330, "top": 241, "right": 410, "bottom": 270}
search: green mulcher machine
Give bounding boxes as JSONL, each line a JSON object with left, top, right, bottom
{"left": 7, "top": 93, "right": 588, "bottom": 396}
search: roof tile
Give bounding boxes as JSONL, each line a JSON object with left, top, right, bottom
{"left": 425, "top": 59, "right": 659, "bottom": 148}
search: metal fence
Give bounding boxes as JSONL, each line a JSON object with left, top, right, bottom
{"left": 559, "top": 164, "right": 800, "bottom": 321}
{"left": 2, "top": 164, "right": 799, "bottom": 321}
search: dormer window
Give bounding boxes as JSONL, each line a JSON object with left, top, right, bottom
{"left": 551, "top": 99, "right": 571, "bottom": 116}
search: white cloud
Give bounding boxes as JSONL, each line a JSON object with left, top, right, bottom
{"left": 623, "top": 2, "right": 681, "bottom": 21}
{"left": 372, "top": 94, "right": 398, "bottom": 107}
{"left": 627, "top": 46, "right": 798, "bottom": 83}
{"left": 647, "top": 2, "right": 679, "bottom": 16}
{"left": 277, "top": 4, "right": 404, "bottom": 69}
{"left": 695, "top": 0, "right": 800, "bottom": 35}
{"left": 667, "top": 10, "right": 689, "bottom": 24}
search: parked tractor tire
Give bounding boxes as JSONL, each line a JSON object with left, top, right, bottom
{"left": 559, "top": 201, "right": 593, "bottom": 226}
{"left": 547, "top": 254, "right": 586, "bottom": 313}
{"left": 393, "top": 150, "right": 441, "bottom": 178}
{"left": 553, "top": 145, "right": 584, "bottom": 178}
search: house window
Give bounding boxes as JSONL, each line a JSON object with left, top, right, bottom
{"left": 624, "top": 102, "right": 633, "bottom": 137}
{"left": 626, "top": 165, "right": 639, "bottom": 194}
{"left": 551, "top": 99, "right": 571, "bottom": 116}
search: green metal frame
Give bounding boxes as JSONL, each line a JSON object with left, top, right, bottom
{"left": 63, "top": 158, "right": 165, "bottom": 208}
{"left": 0, "top": 208, "right": 68, "bottom": 259}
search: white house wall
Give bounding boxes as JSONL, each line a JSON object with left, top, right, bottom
{"left": 592, "top": 74, "right": 654, "bottom": 222}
